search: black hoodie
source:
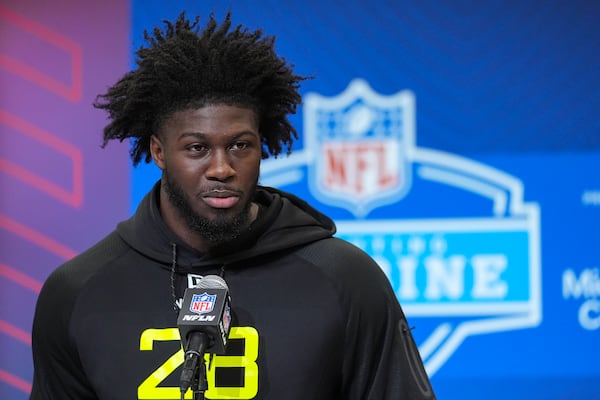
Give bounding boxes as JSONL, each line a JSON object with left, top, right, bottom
{"left": 30, "top": 182, "right": 435, "bottom": 400}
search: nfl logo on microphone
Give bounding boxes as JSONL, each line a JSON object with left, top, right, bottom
{"left": 190, "top": 293, "right": 216, "bottom": 314}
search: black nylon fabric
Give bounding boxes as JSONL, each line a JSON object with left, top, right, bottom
{"left": 30, "top": 181, "right": 436, "bottom": 400}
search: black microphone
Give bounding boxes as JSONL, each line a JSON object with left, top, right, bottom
{"left": 177, "top": 275, "right": 232, "bottom": 397}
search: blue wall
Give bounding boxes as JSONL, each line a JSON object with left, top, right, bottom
{"left": 1, "top": 1, "right": 599, "bottom": 399}
{"left": 132, "top": 2, "right": 600, "bottom": 398}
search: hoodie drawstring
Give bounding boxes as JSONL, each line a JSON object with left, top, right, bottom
{"left": 170, "top": 242, "right": 228, "bottom": 314}
{"left": 170, "top": 242, "right": 179, "bottom": 314}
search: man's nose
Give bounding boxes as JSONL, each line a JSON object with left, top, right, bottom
{"left": 206, "top": 150, "right": 235, "bottom": 181}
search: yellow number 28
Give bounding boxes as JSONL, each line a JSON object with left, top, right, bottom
{"left": 138, "top": 326, "right": 259, "bottom": 399}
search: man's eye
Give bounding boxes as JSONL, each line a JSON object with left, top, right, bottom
{"left": 188, "top": 144, "right": 207, "bottom": 152}
{"left": 232, "top": 142, "right": 248, "bottom": 150}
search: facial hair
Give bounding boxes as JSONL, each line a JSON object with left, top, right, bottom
{"left": 163, "top": 172, "right": 253, "bottom": 245}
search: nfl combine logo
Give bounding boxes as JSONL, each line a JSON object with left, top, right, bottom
{"left": 304, "top": 79, "right": 415, "bottom": 217}
{"left": 190, "top": 293, "right": 216, "bottom": 314}
{"left": 298, "top": 79, "right": 542, "bottom": 377}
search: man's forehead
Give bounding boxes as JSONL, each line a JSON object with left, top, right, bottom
{"left": 158, "top": 105, "right": 260, "bottom": 138}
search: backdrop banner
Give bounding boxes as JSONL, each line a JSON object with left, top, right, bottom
{"left": 1, "top": 1, "right": 599, "bottom": 399}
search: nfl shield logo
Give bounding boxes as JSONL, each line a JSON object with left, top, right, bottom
{"left": 304, "top": 79, "right": 415, "bottom": 217}
{"left": 190, "top": 292, "right": 216, "bottom": 314}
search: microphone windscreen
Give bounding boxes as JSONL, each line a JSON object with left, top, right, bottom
{"left": 196, "top": 275, "right": 228, "bottom": 290}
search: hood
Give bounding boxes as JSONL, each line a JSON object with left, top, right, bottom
{"left": 116, "top": 181, "right": 336, "bottom": 272}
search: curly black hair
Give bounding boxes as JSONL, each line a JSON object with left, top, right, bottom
{"left": 94, "top": 12, "right": 309, "bottom": 165}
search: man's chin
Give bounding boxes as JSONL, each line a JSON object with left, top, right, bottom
{"left": 186, "top": 208, "right": 251, "bottom": 244}
{"left": 162, "top": 176, "right": 253, "bottom": 245}
{"left": 191, "top": 221, "right": 243, "bottom": 244}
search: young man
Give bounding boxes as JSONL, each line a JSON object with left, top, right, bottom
{"left": 30, "top": 13, "right": 436, "bottom": 400}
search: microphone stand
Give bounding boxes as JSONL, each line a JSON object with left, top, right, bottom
{"left": 191, "top": 356, "right": 208, "bottom": 400}
{"left": 180, "top": 332, "right": 209, "bottom": 400}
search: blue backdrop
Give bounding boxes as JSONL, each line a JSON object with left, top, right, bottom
{"left": 129, "top": 1, "right": 600, "bottom": 399}
{"left": 2, "top": 1, "right": 597, "bottom": 399}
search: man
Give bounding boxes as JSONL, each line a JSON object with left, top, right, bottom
{"left": 30, "top": 12, "right": 436, "bottom": 400}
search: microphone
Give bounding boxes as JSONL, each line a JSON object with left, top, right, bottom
{"left": 177, "top": 275, "right": 232, "bottom": 397}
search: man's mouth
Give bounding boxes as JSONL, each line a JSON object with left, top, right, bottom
{"left": 201, "top": 190, "right": 241, "bottom": 209}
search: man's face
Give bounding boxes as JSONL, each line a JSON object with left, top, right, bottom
{"left": 150, "top": 104, "right": 262, "bottom": 244}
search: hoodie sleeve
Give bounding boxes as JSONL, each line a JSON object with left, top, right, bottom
{"left": 30, "top": 260, "right": 98, "bottom": 400}
{"left": 304, "top": 238, "right": 436, "bottom": 400}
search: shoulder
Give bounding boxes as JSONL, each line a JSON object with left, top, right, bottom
{"left": 31, "top": 231, "right": 129, "bottom": 397}
{"left": 294, "top": 237, "right": 397, "bottom": 304}
{"left": 296, "top": 237, "right": 384, "bottom": 277}
{"left": 35, "top": 231, "right": 128, "bottom": 324}
{"left": 44, "top": 231, "right": 126, "bottom": 291}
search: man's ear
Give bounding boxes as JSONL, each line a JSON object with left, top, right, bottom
{"left": 150, "top": 134, "right": 166, "bottom": 170}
